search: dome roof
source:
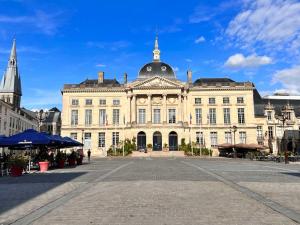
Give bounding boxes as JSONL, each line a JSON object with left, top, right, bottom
{"left": 138, "top": 61, "right": 175, "bottom": 79}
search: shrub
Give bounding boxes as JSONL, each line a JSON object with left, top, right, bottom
{"left": 7, "top": 156, "right": 27, "bottom": 169}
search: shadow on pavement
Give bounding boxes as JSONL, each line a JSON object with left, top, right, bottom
{"left": 282, "top": 172, "right": 300, "bottom": 178}
{"left": 0, "top": 172, "right": 86, "bottom": 214}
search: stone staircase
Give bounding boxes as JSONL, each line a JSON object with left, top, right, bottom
{"left": 131, "top": 151, "right": 185, "bottom": 157}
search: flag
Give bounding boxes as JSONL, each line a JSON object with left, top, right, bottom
{"left": 190, "top": 113, "right": 192, "bottom": 125}
{"left": 106, "top": 114, "right": 108, "bottom": 126}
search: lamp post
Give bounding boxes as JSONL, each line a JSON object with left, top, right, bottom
{"left": 81, "top": 129, "right": 84, "bottom": 147}
{"left": 38, "top": 109, "right": 44, "bottom": 132}
{"left": 275, "top": 111, "right": 289, "bottom": 163}
{"left": 230, "top": 125, "right": 237, "bottom": 158}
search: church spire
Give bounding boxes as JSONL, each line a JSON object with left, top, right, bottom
{"left": 0, "top": 38, "right": 22, "bottom": 108}
{"left": 153, "top": 36, "right": 160, "bottom": 62}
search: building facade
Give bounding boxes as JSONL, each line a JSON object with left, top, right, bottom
{"left": 61, "top": 38, "right": 300, "bottom": 157}
{"left": 35, "top": 107, "right": 61, "bottom": 135}
{"left": 0, "top": 39, "right": 38, "bottom": 136}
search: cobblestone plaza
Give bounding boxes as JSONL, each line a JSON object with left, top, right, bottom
{"left": 0, "top": 158, "right": 299, "bottom": 225}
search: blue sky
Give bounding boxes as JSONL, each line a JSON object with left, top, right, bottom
{"left": 0, "top": 0, "right": 300, "bottom": 110}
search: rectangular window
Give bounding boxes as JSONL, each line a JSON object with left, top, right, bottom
{"left": 84, "top": 132, "right": 91, "bottom": 149}
{"left": 85, "top": 109, "right": 92, "bottom": 125}
{"left": 71, "top": 99, "right": 79, "bottom": 106}
{"left": 113, "top": 99, "right": 120, "bottom": 105}
{"left": 138, "top": 109, "right": 146, "bottom": 124}
{"left": 237, "top": 97, "right": 244, "bottom": 104}
{"left": 223, "top": 97, "right": 230, "bottom": 104}
{"left": 286, "top": 112, "right": 291, "bottom": 120}
{"left": 168, "top": 109, "right": 176, "bottom": 123}
{"left": 153, "top": 109, "right": 161, "bottom": 124}
{"left": 268, "top": 126, "right": 273, "bottom": 139}
{"left": 71, "top": 110, "right": 78, "bottom": 125}
{"left": 209, "top": 97, "right": 216, "bottom": 104}
{"left": 99, "top": 99, "right": 106, "bottom": 105}
{"left": 209, "top": 108, "right": 216, "bottom": 125}
{"left": 223, "top": 108, "right": 231, "bottom": 124}
{"left": 113, "top": 109, "right": 120, "bottom": 125}
{"left": 239, "top": 132, "right": 246, "bottom": 144}
{"left": 225, "top": 132, "right": 232, "bottom": 144}
{"left": 196, "top": 132, "right": 204, "bottom": 145}
{"left": 70, "top": 133, "right": 77, "bottom": 140}
{"left": 238, "top": 108, "right": 245, "bottom": 124}
{"left": 195, "top": 108, "right": 202, "bottom": 125}
{"left": 257, "top": 126, "right": 263, "bottom": 138}
{"left": 195, "top": 98, "right": 201, "bottom": 104}
{"left": 85, "top": 99, "right": 92, "bottom": 105}
{"left": 98, "top": 132, "right": 105, "bottom": 147}
{"left": 267, "top": 111, "right": 272, "bottom": 121}
{"left": 99, "top": 109, "right": 106, "bottom": 125}
{"left": 112, "top": 132, "right": 119, "bottom": 146}
{"left": 210, "top": 132, "right": 218, "bottom": 147}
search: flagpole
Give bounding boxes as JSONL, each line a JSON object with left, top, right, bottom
{"left": 190, "top": 113, "right": 193, "bottom": 156}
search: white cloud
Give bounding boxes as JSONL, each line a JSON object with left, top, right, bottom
{"left": 22, "top": 88, "right": 61, "bottom": 108}
{"left": 0, "top": 10, "right": 64, "bottom": 35}
{"left": 87, "top": 41, "right": 131, "bottom": 51}
{"left": 225, "top": 53, "right": 272, "bottom": 68}
{"left": 96, "top": 64, "right": 106, "bottom": 68}
{"left": 226, "top": 0, "right": 300, "bottom": 54}
{"left": 185, "top": 58, "right": 192, "bottom": 63}
{"left": 272, "top": 65, "right": 300, "bottom": 94}
{"left": 195, "top": 36, "right": 205, "bottom": 44}
{"left": 172, "top": 67, "right": 179, "bottom": 72}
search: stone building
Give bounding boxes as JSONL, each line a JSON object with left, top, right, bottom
{"left": 36, "top": 107, "right": 61, "bottom": 135}
{"left": 0, "top": 39, "right": 38, "bottom": 136}
{"left": 62, "top": 37, "right": 271, "bottom": 157}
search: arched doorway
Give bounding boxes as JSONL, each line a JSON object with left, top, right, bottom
{"left": 169, "top": 131, "right": 178, "bottom": 151}
{"left": 153, "top": 131, "right": 162, "bottom": 151}
{"left": 137, "top": 131, "right": 146, "bottom": 150}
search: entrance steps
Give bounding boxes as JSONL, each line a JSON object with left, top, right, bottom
{"left": 131, "top": 151, "right": 185, "bottom": 157}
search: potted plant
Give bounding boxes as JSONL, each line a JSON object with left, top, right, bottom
{"left": 8, "top": 156, "right": 27, "bottom": 176}
{"left": 37, "top": 149, "right": 50, "bottom": 172}
{"left": 163, "top": 143, "right": 168, "bottom": 152}
{"left": 147, "top": 143, "right": 152, "bottom": 153}
{"left": 68, "top": 151, "right": 76, "bottom": 166}
{"left": 56, "top": 151, "right": 66, "bottom": 168}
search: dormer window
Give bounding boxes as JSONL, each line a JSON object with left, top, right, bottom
{"left": 161, "top": 66, "right": 166, "bottom": 71}
{"left": 267, "top": 111, "right": 272, "bottom": 121}
{"left": 147, "top": 66, "right": 152, "bottom": 72}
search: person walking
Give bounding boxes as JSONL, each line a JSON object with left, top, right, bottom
{"left": 87, "top": 149, "right": 91, "bottom": 163}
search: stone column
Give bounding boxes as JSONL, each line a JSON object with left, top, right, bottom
{"left": 127, "top": 94, "right": 131, "bottom": 125}
{"left": 132, "top": 94, "right": 136, "bottom": 124}
{"left": 147, "top": 94, "right": 152, "bottom": 123}
{"left": 183, "top": 94, "right": 187, "bottom": 123}
{"left": 177, "top": 94, "right": 182, "bottom": 122}
{"left": 162, "top": 94, "right": 167, "bottom": 123}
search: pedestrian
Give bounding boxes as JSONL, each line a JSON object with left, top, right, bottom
{"left": 87, "top": 149, "right": 91, "bottom": 163}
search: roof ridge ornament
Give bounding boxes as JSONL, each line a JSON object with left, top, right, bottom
{"left": 153, "top": 36, "right": 160, "bottom": 62}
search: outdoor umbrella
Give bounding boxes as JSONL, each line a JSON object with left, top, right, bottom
{"left": 63, "top": 137, "right": 83, "bottom": 147}
{"left": 0, "top": 129, "right": 60, "bottom": 147}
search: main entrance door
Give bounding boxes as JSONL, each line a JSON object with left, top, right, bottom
{"left": 153, "top": 131, "right": 162, "bottom": 151}
{"left": 137, "top": 131, "right": 146, "bottom": 150}
{"left": 169, "top": 131, "right": 178, "bottom": 151}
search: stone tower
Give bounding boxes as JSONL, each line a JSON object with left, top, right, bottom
{"left": 0, "top": 39, "right": 22, "bottom": 108}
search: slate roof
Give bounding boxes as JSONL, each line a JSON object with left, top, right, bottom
{"left": 253, "top": 90, "right": 300, "bottom": 117}
{"left": 64, "top": 78, "right": 121, "bottom": 89}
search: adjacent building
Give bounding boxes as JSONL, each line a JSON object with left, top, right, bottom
{"left": 35, "top": 107, "right": 61, "bottom": 135}
{"left": 0, "top": 39, "right": 38, "bottom": 136}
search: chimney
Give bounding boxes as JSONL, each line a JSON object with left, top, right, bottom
{"left": 98, "top": 71, "right": 104, "bottom": 84}
{"left": 124, "top": 72, "right": 128, "bottom": 84}
{"left": 187, "top": 70, "right": 192, "bottom": 84}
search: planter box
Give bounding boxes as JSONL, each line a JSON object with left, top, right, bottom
{"left": 57, "top": 160, "right": 65, "bottom": 168}
{"left": 10, "top": 166, "right": 23, "bottom": 177}
{"left": 68, "top": 159, "right": 76, "bottom": 166}
{"left": 39, "top": 161, "right": 49, "bottom": 172}
{"left": 163, "top": 148, "right": 169, "bottom": 152}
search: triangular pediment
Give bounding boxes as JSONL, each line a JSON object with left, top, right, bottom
{"left": 132, "top": 76, "right": 183, "bottom": 89}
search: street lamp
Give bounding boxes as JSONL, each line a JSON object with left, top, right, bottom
{"left": 38, "top": 109, "right": 44, "bottom": 132}
{"left": 275, "top": 111, "right": 289, "bottom": 163}
{"left": 81, "top": 129, "right": 84, "bottom": 146}
{"left": 230, "top": 125, "right": 237, "bottom": 158}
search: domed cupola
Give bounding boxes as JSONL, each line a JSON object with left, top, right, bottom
{"left": 138, "top": 37, "right": 175, "bottom": 80}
